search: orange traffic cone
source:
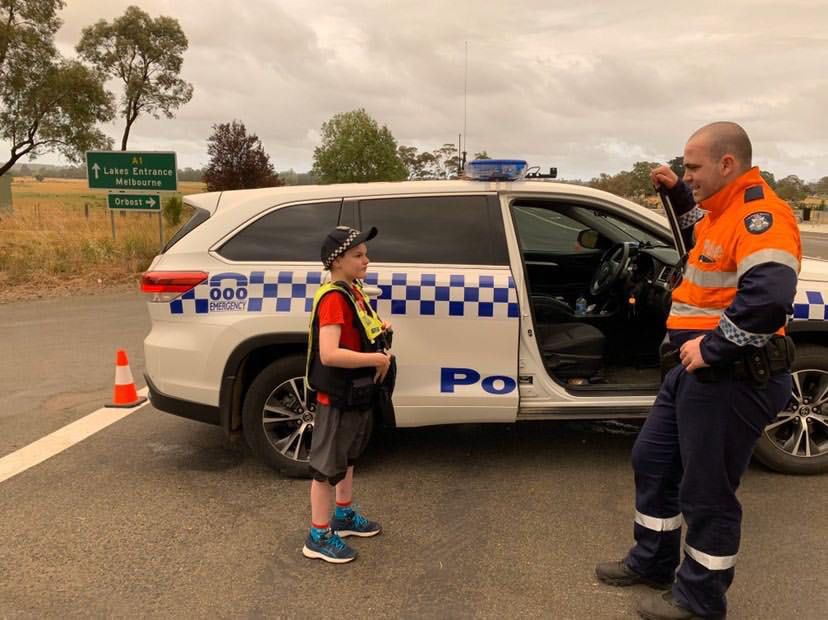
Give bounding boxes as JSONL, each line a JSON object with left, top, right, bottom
{"left": 107, "top": 349, "right": 147, "bottom": 408}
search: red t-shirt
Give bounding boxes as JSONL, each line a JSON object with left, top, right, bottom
{"left": 316, "top": 287, "right": 368, "bottom": 405}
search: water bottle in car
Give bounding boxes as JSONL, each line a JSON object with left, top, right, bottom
{"left": 575, "top": 296, "right": 587, "bottom": 316}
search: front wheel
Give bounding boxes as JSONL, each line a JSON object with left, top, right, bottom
{"left": 242, "top": 355, "right": 315, "bottom": 476}
{"left": 753, "top": 344, "right": 828, "bottom": 475}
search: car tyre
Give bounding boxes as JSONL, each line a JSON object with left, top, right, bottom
{"left": 242, "top": 354, "right": 315, "bottom": 477}
{"left": 753, "top": 344, "right": 828, "bottom": 475}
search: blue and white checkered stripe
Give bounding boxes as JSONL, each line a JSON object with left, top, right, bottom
{"left": 169, "top": 270, "right": 518, "bottom": 319}
{"left": 170, "top": 271, "right": 323, "bottom": 315}
{"left": 678, "top": 206, "right": 705, "bottom": 230}
{"left": 363, "top": 272, "right": 518, "bottom": 318}
{"left": 793, "top": 289, "right": 828, "bottom": 320}
{"left": 719, "top": 313, "right": 773, "bottom": 347}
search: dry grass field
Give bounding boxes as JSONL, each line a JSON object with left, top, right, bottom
{"left": 0, "top": 177, "right": 205, "bottom": 301}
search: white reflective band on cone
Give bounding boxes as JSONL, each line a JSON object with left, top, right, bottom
{"left": 115, "top": 365, "right": 134, "bottom": 386}
{"left": 634, "top": 510, "right": 683, "bottom": 532}
{"left": 685, "top": 544, "right": 738, "bottom": 570}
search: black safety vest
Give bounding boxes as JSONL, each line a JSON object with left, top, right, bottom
{"left": 305, "top": 281, "right": 382, "bottom": 407}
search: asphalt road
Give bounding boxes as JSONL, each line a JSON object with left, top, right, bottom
{"left": 0, "top": 236, "right": 826, "bottom": 619}
{"left": 802, "top": 231, "right": 828, "bottom": 259}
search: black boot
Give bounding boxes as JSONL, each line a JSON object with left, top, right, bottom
{"left": 595, "top": 560, "right": 672, "bottom": 589}
{"left": 637, "top": 590, "right": 724, "bottom": 620}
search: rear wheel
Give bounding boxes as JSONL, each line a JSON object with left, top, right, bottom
{"left": 242, "top": 355, "right": 315, "bottom": 476}
{"left": 753, "top": 345, "right": 828, "bottom": 475}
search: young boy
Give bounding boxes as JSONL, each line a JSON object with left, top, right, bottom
{"left": 303, "top": 225, "right": 391, "bottom": 563}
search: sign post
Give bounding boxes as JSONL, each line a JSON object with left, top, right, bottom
{"left": 86, "top": 152, "right": 177, "bottom": 191}
{"left": 106, "top": 193, "right": 161, "bottom": 211}
{"left": 86, "top": 151, "right": 177, "bottom": 250}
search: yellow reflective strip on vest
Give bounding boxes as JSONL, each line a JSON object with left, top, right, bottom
{"left": 669, "top": 302, "right": 726, "bottom": 317}
{"left": 308, "top": 281, "right": 382, "bottom": 344}
{"left": 683, "top": 265, "right": 738, "bottom": 289}
{"left": 737, "top": 248, "right": 801, "bottom": 278}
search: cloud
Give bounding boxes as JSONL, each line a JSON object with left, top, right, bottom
{"left": 3, "top": 0, "right": 826, "bottom": 180}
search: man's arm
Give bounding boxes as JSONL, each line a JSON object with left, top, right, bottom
{"left": 700, "top": 214, "right": 800, "bottom": 364}
{"left": 699, "top": 263, "right": 797, "bottom": 364}
{"left": 651, "top": 165, "right": 701, "bottom": 250}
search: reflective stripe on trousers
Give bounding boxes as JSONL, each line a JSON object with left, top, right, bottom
{"left": 624, "top": 365, "right": 791, "bottom": 617}
{"left": 684, "top": 544, "right": 738, "bottom": 571}
{"left": 635, "top": 511, "right": 683, "bottom": 532}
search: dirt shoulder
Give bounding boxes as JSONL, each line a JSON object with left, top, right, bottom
{"left": 0, "top": 273, "right": 141, "bottom": 304}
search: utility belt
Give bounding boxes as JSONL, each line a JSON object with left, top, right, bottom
{"left": 307, "top": 329, "right": 395, "bottom": 411}
{"left": 309, "top": 362, "right": 378, "bottom": 410}
{"left": 660, "top": 335, "right": 795, "bottom": 386}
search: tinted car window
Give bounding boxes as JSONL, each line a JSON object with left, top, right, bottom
{"left": 359, "top": 195, "right": 504, "bottom": 265}
{"left": 163, "top": 207, "right": 209, "bottom": 253}
{"left": 218, "top": 201, "right": 340, "bottom": 261}
{"left": 512, "top": 206, "right": 584, "bottom": 252}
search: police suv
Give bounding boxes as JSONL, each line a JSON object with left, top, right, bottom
{"left": 142, "top": 160, "right": 828, "bottom": 475}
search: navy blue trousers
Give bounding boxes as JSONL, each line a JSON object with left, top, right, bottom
{"left": 625, "top": 365, "right": 791, "bottom": 617}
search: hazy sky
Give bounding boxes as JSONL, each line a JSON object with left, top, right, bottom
{"left": 8, "top": 0, "right": 828, "bottom": 180}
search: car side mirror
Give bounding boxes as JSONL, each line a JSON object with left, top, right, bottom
{"left": 577, "top": 229, "right": 600, "bottom": 249}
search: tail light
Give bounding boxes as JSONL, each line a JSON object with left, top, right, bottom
{"left": 141, "top": 271, "right": 208, "bottom": 302}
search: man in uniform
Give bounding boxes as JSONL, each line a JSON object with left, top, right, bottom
{"left": 595, "top": 122, "right": 801, "bottom": 619}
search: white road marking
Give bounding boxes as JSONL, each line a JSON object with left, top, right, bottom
{"left": 0, "top": 387, "right": 150, "bottom": 484}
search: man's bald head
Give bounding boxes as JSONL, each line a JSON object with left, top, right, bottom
{"left": 689, "top": 122, "right": 752, "bottom": 172}
{"left": 682, "top": 122, "right": 754, "bottom": 202}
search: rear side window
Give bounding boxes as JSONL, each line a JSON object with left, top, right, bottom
{"left": 218, "top": 201, "right": 340, "bottom": 262}
{"left": 163, "top": 207, "right": 210, "bottom": 253}
{"left": 359, "top": 195, "right": 506, "bottom": 265}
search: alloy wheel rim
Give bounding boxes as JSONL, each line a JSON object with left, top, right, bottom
{"left": 764, "top": 368, "right": 828, "bottom": 459}
{"left": 261, "top": 376, "right": 313, "bottom": 463}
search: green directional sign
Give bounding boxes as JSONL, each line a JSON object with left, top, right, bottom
{"left": 86, "top": 151, "right": 177, "bottom": 191}
{"left": 107, "top": 193, "right": 161, "bottom": 211}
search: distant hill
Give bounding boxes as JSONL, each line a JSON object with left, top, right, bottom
{"left": 8, "top": 163, "right": 205, "bottom": 182}
{"left": 7, "top": 163, "right": 320, "bottom": 185}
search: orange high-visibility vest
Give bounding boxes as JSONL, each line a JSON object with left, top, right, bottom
{"left": 667, "top": 167, "right": 801, "bottom": 333}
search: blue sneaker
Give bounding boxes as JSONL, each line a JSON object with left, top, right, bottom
{"left": 331, "top": 507, "right": 382, "bottom": 538}
{"left": 302, "top": 529, "right": 357, "bottom": 563}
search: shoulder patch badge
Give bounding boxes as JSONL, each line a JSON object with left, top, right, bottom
{"left": 744, "top": 185, "right": 764, "bottom": 203}
{"left": 744, "top": 211, "right": 773, "bottom": 234}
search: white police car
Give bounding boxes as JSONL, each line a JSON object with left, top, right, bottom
{"left": 142, "top": 160, "right": 828, "bottom": 475}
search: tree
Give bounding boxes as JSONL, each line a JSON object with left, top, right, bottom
{"left": 397, "top": 145, "right": 419, "bottom": 179}
{"left": 163, "top": 194, "right": 183, "bottom": 226}
{"left": 668, "top": 156, "right": 684, "bottom": 179}
{"left": 473, "top": 151, "right": 491, "bottom": 160}
{"left": 760, "top": 170, "right": 777, "bottom": 190}
{"left": 433, "top": 143, "right": 460, "bottom": 178}
{"left": 77, "top": 5, "right": 193, "bottom": 150}
{"left": 812, "top": 176, "right": 828, "bottom": 195}
{"left": 0, "top": 0, "right": 114, "bottom": 177}
{"left": 629, "top": 161, "right": 661, "bottom": 196}
{"left": 177, "top": 167, "right": 203, "bottom": 182}
{"left": 202, "top": 120, "right": 284, "bottom": 192}
{"left": 776, "top": 175, "right": 809, "bottom": 202}
{"left": 312, "top": 109, "right": 408, "bottom": 183}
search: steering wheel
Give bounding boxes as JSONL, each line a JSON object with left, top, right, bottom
{"left": 589, "top": 242, "right": 632, "bottom": 297}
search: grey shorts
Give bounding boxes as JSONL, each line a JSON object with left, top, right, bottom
{"left": 309, "top": 404, "right": 372, "bottom": 484}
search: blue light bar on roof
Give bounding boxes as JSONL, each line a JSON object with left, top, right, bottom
{"left": 465, "top": 159, "right": 528, "bottom": 181}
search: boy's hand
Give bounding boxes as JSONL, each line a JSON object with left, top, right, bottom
{"left": 381, "top": 320, "right": 392, "bottom": 332}
{"left": 374, "top": 351, "right": 391, "bottom": 383}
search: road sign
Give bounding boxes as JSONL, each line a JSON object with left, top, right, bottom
{"left": 107, "top": 193, "right": 161, "bottom": 211}
{"left": 86, "top": 151, "right": 177, "bottom": 191}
